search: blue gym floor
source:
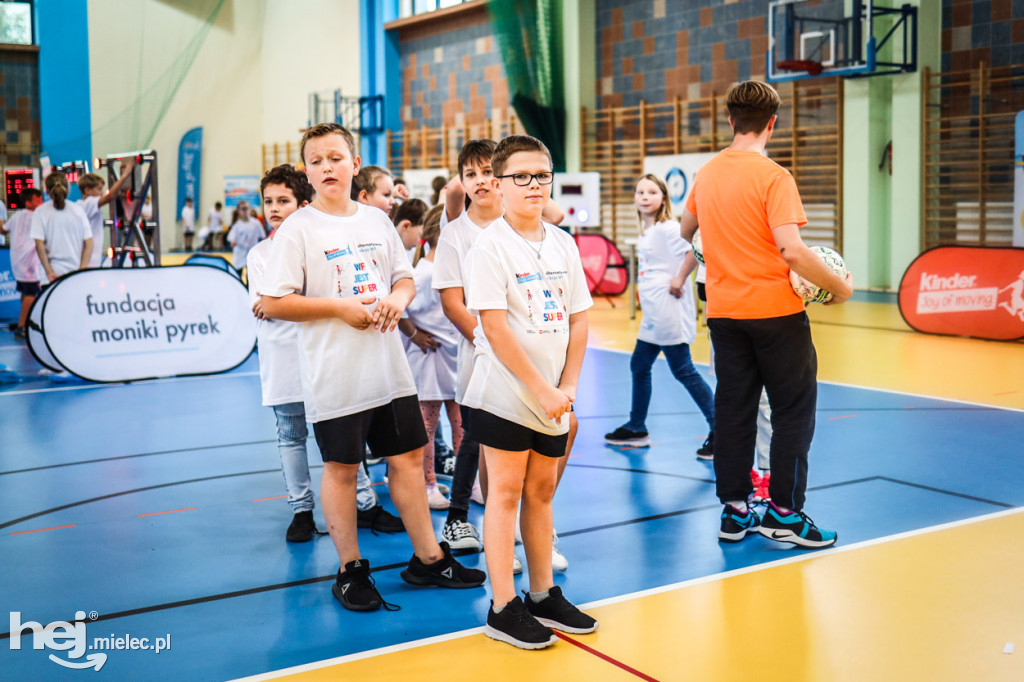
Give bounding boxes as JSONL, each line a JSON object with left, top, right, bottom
{"left": 1, "top": 331, "right": 1021, "bottom": 681}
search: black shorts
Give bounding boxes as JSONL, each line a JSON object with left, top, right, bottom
{"left": 16, "top": 281, "right": 41, "bottom": 296}
{"left": 312, "top": 395, "right": 428, "bottom": 464}
{"left": 466, "top": 408, "right": 568, "bottom": 458}
{"left": 696, "top": 282, "right": 706, "bottom": 302}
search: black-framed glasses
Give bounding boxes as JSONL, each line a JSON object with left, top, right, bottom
{"left": 495, "top": 172, "right": 555, "bottom": 186}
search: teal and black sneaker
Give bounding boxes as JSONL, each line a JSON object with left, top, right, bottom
{"left": 718, "top": 504, "right": 761, "bottom": 542}
{"left": 759, "top": 501, "right": 837, "bottom": 549}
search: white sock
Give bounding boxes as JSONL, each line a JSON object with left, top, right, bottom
{"left": 529, "top": 588, "right": 551, "bottom": 603}
{"left": 727, "top": 501, "right": 748, "bottom": 513}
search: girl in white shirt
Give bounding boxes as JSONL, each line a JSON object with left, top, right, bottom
{"left": 603, "top": 174, "right": 715, "bottom": 454}
{"left": 406, "top": 207, "right": 462, "bottom": 510}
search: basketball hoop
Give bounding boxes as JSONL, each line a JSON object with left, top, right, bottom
{"left": 776, "top": 60, "right": 823, "bottom": 76}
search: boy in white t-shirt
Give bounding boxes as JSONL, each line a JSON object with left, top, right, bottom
{"left": 6, "top": 189, "right": 44, "bottom": 339}
{"left": 464, "top": 135, "right": 597, "bottom": 649}
{"left": 76, "top": 164, "right": 134, "bottom": 268}
{"left": 181, "top": 197, "right": 196, "bottom": 251}
{"left": 260, "top": 123, "right": 484, "bottom": 612}
{"left": 203, "top": 202, "right": 224, "bottom": 251}
{"left": 248, "top": 164, "right": 403, "bottom": 541}
{"left": 32, "top": 172, "right": 92, "bottom": 286}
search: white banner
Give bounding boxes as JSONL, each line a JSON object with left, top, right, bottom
{"left": 643, "top": 153, "right": 718, "bottom": 215}
{"left": 29, "top": 265, "right": 256, "bottom": 382}
{"left": 27, "top": 284, "right": 61, "bottom": 371}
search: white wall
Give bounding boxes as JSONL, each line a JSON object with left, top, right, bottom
{"left": 260, "top": 0, "right": 362, "bottom": 145}
{"left": 87, "top": 0, "right": 362, "bottom": 254}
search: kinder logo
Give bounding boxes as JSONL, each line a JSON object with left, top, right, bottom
{"left": 516, "top": 272, "right": 540, "bottom": 284}
{"left": 899, "top": 246, "right": 1024, "bottom": 340}
{"left": 9, "top": 611, "right": 171, "bottom": 671}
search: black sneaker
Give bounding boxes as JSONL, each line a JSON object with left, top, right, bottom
{"left": 524, "top": 586, "right": 598, "bottom": 634}
{"left": 696, "top": 432, "right": 714, "bottom": 460}
{"left": 603, "top": 425, "right": 650, "bottom": 446}
{"left": 286, "top": 510, "right": 316, "bottom": 542}
{"left": 759, "top": 501, "right": 837, "bottom": 548}
{"left": 12, "top": 327, "right": 27, "bottom": 340}
{"left": 484, "top": 596, "right": 558, "bottom": 649}
{"left": 400, "top": 541, "right": 486, "bottom": 588}
{"left": 718, "top": 504, "right": 761, "bottom": 542}
{"left": 356, "top": 505, "right": 405, "bottom": 534}
{"left": 332, "top": 559, "right": 398, "bottom": 612}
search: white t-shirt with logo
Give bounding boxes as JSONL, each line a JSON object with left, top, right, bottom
{"left": 77, "top": 195, "right": 104, "bottom": 267}
{"left": 30, "top": 202, "right": 91, "bottom": 284}
{"left": 228, "top": 218, "right": 264, "bottom": 270}
{"left": 432, "top": 211, "right": 488, "bottom": 403}
{"left": 636, "top": 219, "right": 697, "bottom": 346}
{"left": 260, "top": 203, "right": 417, "bottom": 423}
{"left": 406, "top": 258, "right": 459, "bottom": 401}
{"left": 463, "top": 219, "right": 593, "bottom": 435}
{"left": 247, "top": 237, "right": 303, "bottom": 407}
{"left": 208, "top": 208, "right": 224, "bottom": 232}
{"left": 8, "top": 210, "right": 40, "bottom": 282}
{"left": 182, "top": 205, "right": 196, "bottom": 233}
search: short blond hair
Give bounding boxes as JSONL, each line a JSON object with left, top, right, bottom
{"left": 299, "top": 123, "right": 357, "bottom": 164}
{"left": 725, "top": 80, "right": 781, "bottom": 134}
{"left": 77, "top": 173, "right": 106, "bottom": 192}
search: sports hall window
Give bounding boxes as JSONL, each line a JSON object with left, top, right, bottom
{"left": 0, "top": 0, "right": 34, "bottom": 46}
{"left": 399, "top": 0, "right": 470, "bottom": 19}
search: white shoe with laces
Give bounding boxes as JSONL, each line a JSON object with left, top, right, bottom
{"left": 441, "top": 518, "right": 482, "bottom": 551}
{"left": 425, "top": 484, "right": 450, "bottom": 510}
{"left": 551, "top": 529, "right": 569, "bottom": 573}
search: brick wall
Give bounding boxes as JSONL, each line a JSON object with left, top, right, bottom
{"left": 941, "top": 0, "right": 1024, "bottom": 71}
{"left": 396, "top": 9, "right": 510, "bottom": 128}
{"left": 0, "top": 48, "right": 40, "bottom": 168}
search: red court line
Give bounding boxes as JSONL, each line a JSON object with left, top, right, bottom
{"left": 827, "top": 414, "right": 858, "bottom": 421}
{"left": 10, "top": 524, "right": 76, "bottom": 536}
{"left": 137, "top": 507, "right": 197, "bottom": 518}
{"left": 253, "top": 495, "right": 288, "bottom": 502}
{"left": 554, "top": 632, "right": 660, "bottom": 681}
{"left": 993, "top": 390, "right": 1018, "bottom": 396}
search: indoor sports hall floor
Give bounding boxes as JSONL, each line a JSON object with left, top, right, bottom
{"left": 1, "top": 293, "right": 1022, "bottom": 681}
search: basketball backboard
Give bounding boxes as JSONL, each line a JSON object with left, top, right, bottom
{"left": 767, "top": 0, "right": 917, "bottom": 82}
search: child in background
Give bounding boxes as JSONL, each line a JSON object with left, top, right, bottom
{"left": 227, "top": 200, "right": 265, "bottom": 275}
{"left": 260, "top": 123, "right": 484, "bottom": 612}
{"left": 248, "top": 164, "right": 403, "bottom": 541}
{"left": 32, "top": 171, "right": 93, "bottom": 286}
{"left": 604, "top": 174, "right": 715, "bottom": 457}
{"left": 406, "top": 205, "right": 462, "bottom": 510}
{"left": 6, "top": 188, "right": 44, "bottom": 339}
{"left": 351, "top": 165, "right": 396, "bottom": 216}
{"left": 181, "top": 197, "right": 196, "bottom": 251}
{"left": 76, "top": 163, "right": 134, "bottom": 267}
{"left": 464, "top": 135, "right": 597, "bottom": 649}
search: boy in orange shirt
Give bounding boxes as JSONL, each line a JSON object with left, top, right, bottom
{"left": 680, "top": 81, "right": 853, "bottom": 549}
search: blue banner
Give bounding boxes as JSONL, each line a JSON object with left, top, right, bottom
{"left": 1014, "top": 111, "right": 1023, "bottom": 247}
{"left": 177, "top": 127, "right": 203, "bottom": 220}
{"left": 0, "top": 248, "right": 19, "bottom": 321}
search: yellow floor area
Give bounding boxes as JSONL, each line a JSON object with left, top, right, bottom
{"left": 253, "top": 510, "right": 1024, "bottom": 682}
{"left": 585, "top": 296, "right": 1024, "bottom": 411}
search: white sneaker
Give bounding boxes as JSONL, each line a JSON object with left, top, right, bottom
{"left": 470, "top": 477, "right": 484, "bottom": 505}
{"left": 551, "top": 528, "right": 569, "bottom": 572}
{"left": 425, "top": 484, "right": 450, "bottom": 510}
{"left": 441, "top": 518, "right": 482, "bottom": 551}
{"left": 438, "top": 482, "right": 450, "bottom": 496}
{"left": 513, "top": 554, "right": 523, "bottom": 575}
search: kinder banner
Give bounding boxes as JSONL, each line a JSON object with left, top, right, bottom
{"left": 0, "top": 248, "right": 19, "bottom": 321}
{"left": 224, "top": 175, "right": 261, "bottom": 209}
{"left": 177, "top": 127, "right": 202, "bottom": 220}
{"left": 898, "top": 246, "right": 1024, "bottom": 341}
{"left": 643, "top": 153, "right": 717, "bottom": 215}
{"left": 28, "top": 265, "right": 256, "bottom": 382}
{"left": 1014, "top": 111, "right": 1023, "bottom": 247}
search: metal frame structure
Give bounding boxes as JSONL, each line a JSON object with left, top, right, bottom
{"left": 768, "top": 0, "right": 917, "bottom": 83}
{"left": 97, "top": 150, "right": 160, "bottom": 268}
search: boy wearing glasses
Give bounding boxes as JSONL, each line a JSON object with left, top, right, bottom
{"left": 463, "top": 135, "right": 597, "bottom": 649}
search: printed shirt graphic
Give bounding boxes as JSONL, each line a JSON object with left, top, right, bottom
{"left": 463, "top": 218, "right": 593, "bottom": 435}
{"left": 247, "top": 237, "right": 303, "bottom": 407}
{"left": 260, "top": 204, "right": 417, "bottom": 422}
{"left": 432, "top": 211, "right": 490, "bottom": 402}
{"left": 636, "top": 219, "right": 698, "bottom": 346}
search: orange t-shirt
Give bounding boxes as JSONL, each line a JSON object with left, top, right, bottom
{"left": 685, "top": 148, "right": 807, "bottom": 319}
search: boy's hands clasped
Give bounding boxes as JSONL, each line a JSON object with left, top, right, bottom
{"left": 538, "top": 382, "right": 575, "bottom": 422}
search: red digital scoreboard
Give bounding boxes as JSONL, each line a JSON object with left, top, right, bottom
{"left": 5, "top": 169, "right": 35, "bottom": 209}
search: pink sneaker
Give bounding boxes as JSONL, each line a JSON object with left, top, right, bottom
{"left": 753, "top": 472, "right": 771, "bottom": 502}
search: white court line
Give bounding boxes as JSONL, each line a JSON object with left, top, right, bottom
{"left": 588, "top": 346, "right": 1024, "bottom": 414}
{"left": 0, "top": 345, "right": 28, "bottom": 351}
{"left": 0, "top": 370, "right": 260, "bottom": 397}
{"left": 228, "top": 505, "right": 1024, "bottom": 682}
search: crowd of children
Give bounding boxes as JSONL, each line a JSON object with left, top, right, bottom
{"left": 7, "top": 80, "right": 853, "bottom": 652}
